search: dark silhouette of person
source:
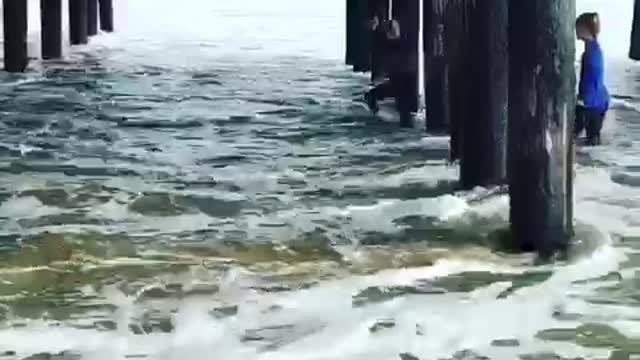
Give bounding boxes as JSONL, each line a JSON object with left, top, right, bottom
{"left": 575, "top": 12, "right": 609, "bottom": 146}
{"left": 368, "top": 10, "right": 389, "bottom": 83}
{"left": 364, "top": 14, "right": 417, "bottom": 125}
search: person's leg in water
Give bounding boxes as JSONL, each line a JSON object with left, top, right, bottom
{"left": 575, "top": 106, "right": 586, "bottom": 139}
{"left": 585, "top": 108, "right": 606, "bottom": 146}
{"left": 392, "top": 71, "right": 415, "bottom": 127}
{"left": 365, "top": 79, "right": 393, "bottom": 114}
{"left": 595, "top": 111, "right": 606, "bottom": 144}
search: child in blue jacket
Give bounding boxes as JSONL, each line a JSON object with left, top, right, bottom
{"left": 575, "top": 12, "right": 610, "bottom": 146}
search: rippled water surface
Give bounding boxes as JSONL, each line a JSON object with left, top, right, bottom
{"left": 1, "top": 0, "right": 640, "bottom": 359}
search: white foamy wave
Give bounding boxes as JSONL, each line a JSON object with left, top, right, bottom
{"left": 340, "top": 164, "right": 458, "bottom": 190}
{"left": 0, "top": 196, "right": 59, "bottom": 219}
{"left": 1, "top": 0, "right": 638, "bottom": 359}
{"left": 574, "top": 166, "right": 640, "bottom": 236}
{"left": 0, "top": 250, "right": 610, "bottom": 360}
{"left": 346, "top": 195, "right": 468, "bottom": 231}
{"left": 611, "top": 97, "right": 640, "bottom": 112}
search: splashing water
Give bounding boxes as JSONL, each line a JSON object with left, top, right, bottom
{"left": 0, "top": 1, "right": 640, "bottom": 359}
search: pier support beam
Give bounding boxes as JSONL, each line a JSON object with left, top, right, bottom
{"left": 41, "top": 0, "right": 63, "bottom": 60}
{"left": 3, "top": 0, "right": 29, "bottom": 72}
{"left": 508, "top": 0, "right": 575, "bottom": 256}
{"left": 345, "top": 0, "right": 369, "bottom": 71}
{"left": 352, "top": 0, "right": 371, "bottom": 72}
{"left": 345, "top": 0, "right": 356, "bottom": 65}
{"left": 459, "top": 0, "right": 508, "bottom": 188}
{"left": 424, "top": 0, "right": 449, "bottom": 133}
{"left": 87, "top": 0, "right": 98, "bottom": 36}
{"left": 69, "top": 0, "right": 89, "bottom": 45}
{"left": 444, "top": 0, "right": 470, "bottom": 162}
{"left": 631, "top": 0, "right": 640, "bottom": 60}
{"left": 99, "top": 0, "right": 114, "bottom": 32}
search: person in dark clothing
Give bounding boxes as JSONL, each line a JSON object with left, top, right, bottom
{"left": 369, "top": 12, "right": 389, "bottom": 83}
{"left": 575, "top": 12, "right": 610, "bottom": 146}
{"left": 364, "top": 18, "right": 395, "bottom": 113}
{"left": 364, "top": 17, "right": 417, "bottom": 125}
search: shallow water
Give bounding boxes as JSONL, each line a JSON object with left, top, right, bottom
{"left": 1, "top": 1, "right": 640, "bottom": 359}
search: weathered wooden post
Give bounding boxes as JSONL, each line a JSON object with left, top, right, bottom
{"left": 424, "top": 0, "right": 449, "bottom": 132}
{"left": 41, "top": 0, "right": 63, "bottom": 59}
{"left": 3, "top": 0, "right": 29, "bottom": 72}
{"left": 352, "top": 0, "right": 371, "bottom": 72}
{"left": 345, "top": 0, "right": 369, "bottom": 71}
{"left": 444, "top": 0, "right": 470, "bottom": 162}
{"left": 508, "top": 0, "right": 575, "bottom": 255}
{"left": 69, "top": 0, "right": 89, "bottom": 45}
{"left": 88, "top": 0, "right": 99, "bottom": 36}
{"left": 99, "top": 0, "right": 114, "bottom": 32}
{"left": 631, "top": 0, "right": 640, "bottom": 60}
{"left": 459, "top": 0, "right": 509, "bottom": 188}
{"left": 346, "top": 0, "right": 356, "bottom": 65}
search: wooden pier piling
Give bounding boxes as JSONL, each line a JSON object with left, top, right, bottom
{"left": 508, "top": 0, "right": 575, "bottom": 255}
{"left": 69, "top": 0, "right": 89, "bottom": 45}
{"left": 345, "top": 0, "right": 355, "bottom": 65}
{"left": 424, "top": 0, "right": 449, "bottom": 133}
{"left": 41, "top": 0, "right": 63, "bottom": 60}
{"left": 351, "top": 0, "right": 371, "bottom": 72}
{"left": 345, "top": 0, "right": 369, "bottom": 71}
{"left": 631, "top": 0, "right": 640, "bottom": 60}
{"left": 88, "top": 0, "right": 99, "bottom": 36}
{"left": 444, "top": 0, "right": 470, "bottom": 162}
{"left": 459, "top": 0, "right": 508, "bottom": 188}
{"left": 3, "top": 0, "right": 29, "bottom": 72}
{"left": 99, "top": 0, "right": 114, "bottom": 33}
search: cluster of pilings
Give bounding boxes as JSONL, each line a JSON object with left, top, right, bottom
{"left": 346, "top": 0, "right": 576, "bottom": 257}
{"left": 3, "top": 0, "right": 114, "bottom": 72}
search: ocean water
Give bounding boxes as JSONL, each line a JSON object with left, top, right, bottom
{"left": 0, "top": 1, "right": 639, "bottom": 359}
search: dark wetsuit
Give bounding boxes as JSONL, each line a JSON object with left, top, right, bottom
{"left": 370, "top": 24, "right": 390, "bottom": 82}
{"left": 367, "top": 25, "right": 417, "bottom": 121}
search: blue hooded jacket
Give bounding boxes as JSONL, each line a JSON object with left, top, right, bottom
{"left": 579, "top": 40, "right": 610, "bottom": 112}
